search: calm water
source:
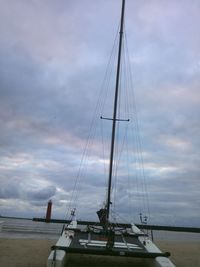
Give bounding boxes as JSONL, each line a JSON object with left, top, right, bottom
{"left": 0, "top": 217, "right": 62, "bottom": 239}
{"left": 0, "top": 217, "right": 199, "bottom": 242}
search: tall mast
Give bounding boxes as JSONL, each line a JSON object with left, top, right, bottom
{"left": 106, "top": 0, "right": 126, "bottom": 224}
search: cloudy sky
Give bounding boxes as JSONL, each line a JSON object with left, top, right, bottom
{"left": 0, "top": 0, "right": 199, "bottom": 227}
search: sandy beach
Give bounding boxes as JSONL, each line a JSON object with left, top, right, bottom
{"left": 0, "top": 238, "right": 199, "bottom": 267}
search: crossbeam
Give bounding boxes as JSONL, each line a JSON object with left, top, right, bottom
{"left": 51, "top": 245, "right": 170, "bottom": 258}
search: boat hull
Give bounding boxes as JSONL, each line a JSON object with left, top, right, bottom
{"left": 48, "top": 253, "right": 174, "bottom": 267}
{"left": 47, "top": 222, "right": 175, "bottom": 267}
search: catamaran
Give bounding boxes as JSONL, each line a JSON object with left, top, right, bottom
{"left": 47, "top": 1, "right": 176, "bottom": 266}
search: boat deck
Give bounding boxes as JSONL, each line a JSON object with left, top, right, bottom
{"left": 70, "top": 231, "right": 146, "bottom": 252}
{"left": 52, "top": 229, "right": 170, "bottom": 259}
{"left": 70, "top": 232, "right": 146, "bottom": 252}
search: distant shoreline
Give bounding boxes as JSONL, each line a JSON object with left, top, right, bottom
{"left": 0, "top": 215, "right": 32, "bottom": 221}
{"left": 1, "top": 216, "right": 200, "bottom": 233}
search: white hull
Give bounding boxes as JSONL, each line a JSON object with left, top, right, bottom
{"left": 47, "top": 222, "right": 176, "bottom": 267}
{"left": 47, "top": 220, "right": 77, "bottom": 267}
{"left": 138, "top": 236, "right": 175, "bottom": 267}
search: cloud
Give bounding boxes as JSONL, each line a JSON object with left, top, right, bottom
{"left": 0, "top": 0, "right": 199, "bottom": 227}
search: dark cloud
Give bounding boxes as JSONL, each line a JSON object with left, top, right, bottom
{"left": 27, "top": 185, "right": 57, "bottom": 201}
{"left": 0, "top": 183, "right": 20, "bottom": 199}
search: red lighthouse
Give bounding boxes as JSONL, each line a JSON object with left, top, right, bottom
{"left": 45, "top": 200, "right": 52, "bottom": 221}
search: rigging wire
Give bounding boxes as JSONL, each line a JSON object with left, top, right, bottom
{"left": 65, "top": 18, "right": 151, "bottom": 225}
{"left": 124, "top": 30, "right": 151, "bottom": 222}
{"left": 111, "top": 26, "right": 151, "bottom": 224}
{"left": 110, "top": 28, "right": 129, "bottom": 221}
{"left": 65, "top": 23, "right": 120, "bottom": 219}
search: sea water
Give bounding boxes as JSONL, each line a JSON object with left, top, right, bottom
{"left": 0, "top": 217, "right": 62, "bottom": 239}
{"left": 153, "top": 229, "right": 200, "bottom": 242}
{"left": 0, "top": 217, "right": 199, "bottom": 242}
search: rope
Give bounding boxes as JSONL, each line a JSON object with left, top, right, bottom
{"left": 124, "top": 30, "right": 151, "bottom": 222}
{"left": 65, "top": 23, "right": 121, "bottom": 219}
{"left": 65, "top": 20, "right": 152, "bottom": 228}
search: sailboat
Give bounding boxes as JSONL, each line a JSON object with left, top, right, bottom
{"left": 47, "top": 1, "right": 176, "bottom": 266}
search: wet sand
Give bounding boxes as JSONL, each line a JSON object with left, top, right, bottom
{"left": 0, "top": 238, "right": 199, "bottom": 267}
{"left": 156, "top": 240, "right": 200, "bottom": 267}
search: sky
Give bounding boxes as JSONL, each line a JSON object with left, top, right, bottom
{"left": 0, "top": 0, "right": 199, "bottom": 227}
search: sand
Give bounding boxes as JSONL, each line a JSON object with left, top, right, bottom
{"left": 0, "top": 239, "right": 55, "bottom": 267}
{"left": 0, "top": 238, "right": 199, "bottom": 267}
{"left": 156, "top": 240, "right": 200, "bottom": 267}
